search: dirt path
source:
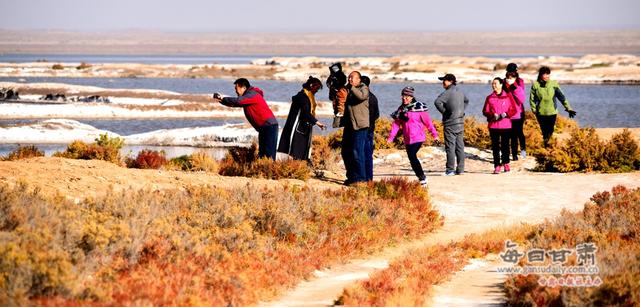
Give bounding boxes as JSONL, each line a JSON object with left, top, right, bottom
{"left": 261, "top": 149, "right": 640, "bottom": 306}
{"left": 430, "top": 254, "right": 511, "bottom": 306}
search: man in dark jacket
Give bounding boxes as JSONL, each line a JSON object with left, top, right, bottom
{"left": 213, "top": 78, "right": 279, "bottom": 160}
{"left": 361, "top": 75, "right": 378, "bottom": 181}
{"left": 434, "top": 74, "right": 469, "bottom": 175}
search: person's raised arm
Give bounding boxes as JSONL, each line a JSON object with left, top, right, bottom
{"left": 348, "top": 85, "right": 369, "bottom": 105}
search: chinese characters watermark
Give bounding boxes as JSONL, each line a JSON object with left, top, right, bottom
{"left": 497, "top": 240, "right": 601, "bottom": 288}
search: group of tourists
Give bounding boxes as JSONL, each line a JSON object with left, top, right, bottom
{"left": 212, "top": 63, "right": 576, "bottom": 187}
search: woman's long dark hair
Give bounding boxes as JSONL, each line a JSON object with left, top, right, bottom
{"left": 537, "top": 66, "right": 551, "bottom": 85}
{"left": 303, "top": 76, "right": 323, "bottom": 90}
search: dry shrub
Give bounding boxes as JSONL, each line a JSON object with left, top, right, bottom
{"left": 534, "top": 128, "right": 639, "bottom": 173}
{"left": 1, "top": 145, "right": 44, "bottom": 161}
{"left": 218, "top": 144, "right": 311, "bottom": 180}
{"left": 463, "top": 117, "right": 491, "bottom": 149}
{"left": 504, "top": 186, "right": 640, "bottom": 306}
{"left": 325, "top": 129, "right": 343, "bottom": 150}
{"left": 310, "top": 135, "right": 341, "bottom": 175}
{"left": 54, "top": 134, "right": 124, "bottom": 165}
{"left": 603, "top": 129, "right": 640, "bottom": 172}
{"left": 189, "top": 150, "right": 218, "bottom": 172}
{"left": 0, "top": 176, "right": 440, "bottom": 305}
{"left": 127, "top": 150, "right": 167, "bottom": 169}
{"left": 51, "top": 64, "right": 64, "bottom": 70}
{"left": 523, "top": 111, "right": 579, "bottom": 154}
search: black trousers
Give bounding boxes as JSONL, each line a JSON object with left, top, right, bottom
{"left": 406, "top": 142, "right": 425, "bottom": 181}
{"left": 489, "top": 128, "right": 511, "bottom": 167}
{"left": 510, "top": 116, "right": 526, "bottom": 157}
{"left": 536, "top": 114, "right": 557, "bottom": 147}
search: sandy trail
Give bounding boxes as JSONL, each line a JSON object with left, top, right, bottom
{"left": 261, "top": 155, "right": 640, "bottom": 306}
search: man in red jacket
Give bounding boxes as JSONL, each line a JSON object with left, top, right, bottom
{"left": 213, "top": 78, "right": 279, "bottom": 160}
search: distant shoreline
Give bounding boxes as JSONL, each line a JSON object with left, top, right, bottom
{"left": 2, "top": 53, "right": 638, "bottom": 84}
{"left": 2, "top": 30, "right": 639, "bottom": 56}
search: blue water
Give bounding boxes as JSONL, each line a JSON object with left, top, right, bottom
{"left": 2, "top": 77, "right": 639, "bottom": 129}
{"left": 1, "top": 76, "right": 639, "bottom": 158}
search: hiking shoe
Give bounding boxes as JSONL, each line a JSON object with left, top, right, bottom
{"left": 420, "top": 179, "right": 428, "bottom": 187}
{"left": 521, "top": 150, "right": 527, "bottom": 159}
{"left": 504, "top": 164, "right": 511, "bottom": 172}
{"left": 493, "top": 166, "right": 501, "bottom": 174}
{"left": 443, "top": 171, "right": 456, "bottom": 176}
{"left": 455, "top": 170, "right": 464, "bottom": 175}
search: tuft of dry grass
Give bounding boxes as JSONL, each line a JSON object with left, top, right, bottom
{"left": 126, "top": 150, "right": 167, "bottom": 169}
{"left": 53, "top": 134, "right": 124, "bottom": 165}
{"left": 1, "top": 145, "right": 44, "bottom": 161}
{"left": 218, "top": 144, "right": 311, "bottom": 180}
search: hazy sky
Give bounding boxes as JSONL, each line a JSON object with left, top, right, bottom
{"left": 1, "top": 0, "right": 639, "bottom": 32}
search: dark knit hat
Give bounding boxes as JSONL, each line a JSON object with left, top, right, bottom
{"left": 506, "top": 63, "right": 518, "bottom": 72}
{"left": 401, "top": 86, "right": 415, "bottom": 97}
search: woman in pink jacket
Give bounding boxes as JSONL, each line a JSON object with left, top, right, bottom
{"left": 483, "top": 77, "right": 517, "bottom": 174}
{"left": 504, "top": 63, "right": 527, "bottom": 160}
{"left": 388, "top": 86, "right": 440, "bottom": 187}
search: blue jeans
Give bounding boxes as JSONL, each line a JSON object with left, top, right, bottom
{"left": 258, "top": 124, "right": 278, "bottom": 160}
{"left": 351, "top": 128, "right": 368, "bottom": 183}
{"left": 364, "top": 128, "right": 375, "bottom": 181}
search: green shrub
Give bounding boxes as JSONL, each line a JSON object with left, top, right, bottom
{"left": 167, "top": 155, "right": 192, "bottom": 171}
{"left": 2, "top": 145, "right": 44, "bottom": 161}
{"left": 54, "top": 134, "right": 124, "bottom": 165}
{"left": 602, "top": 129, "right": 640, "bottom": 172}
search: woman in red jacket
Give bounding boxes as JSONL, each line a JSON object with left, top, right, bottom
{"left": 483, "top": 77, "right": 517, "bottom": 174}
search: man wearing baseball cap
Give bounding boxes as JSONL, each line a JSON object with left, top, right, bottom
{"left": 434, "top": 73, "right": 469, "bottom": 176}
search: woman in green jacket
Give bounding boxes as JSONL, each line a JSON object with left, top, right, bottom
{"left": 529, "top": 66, "right": 577, "bottom": 147}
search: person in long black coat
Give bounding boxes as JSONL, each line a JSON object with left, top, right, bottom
{"left": 278, "top": 76, "right": 326, "bottom": 160}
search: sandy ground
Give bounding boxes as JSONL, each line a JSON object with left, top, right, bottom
{"left": 1, "top": 148, "right": 639, "bottom": 306}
